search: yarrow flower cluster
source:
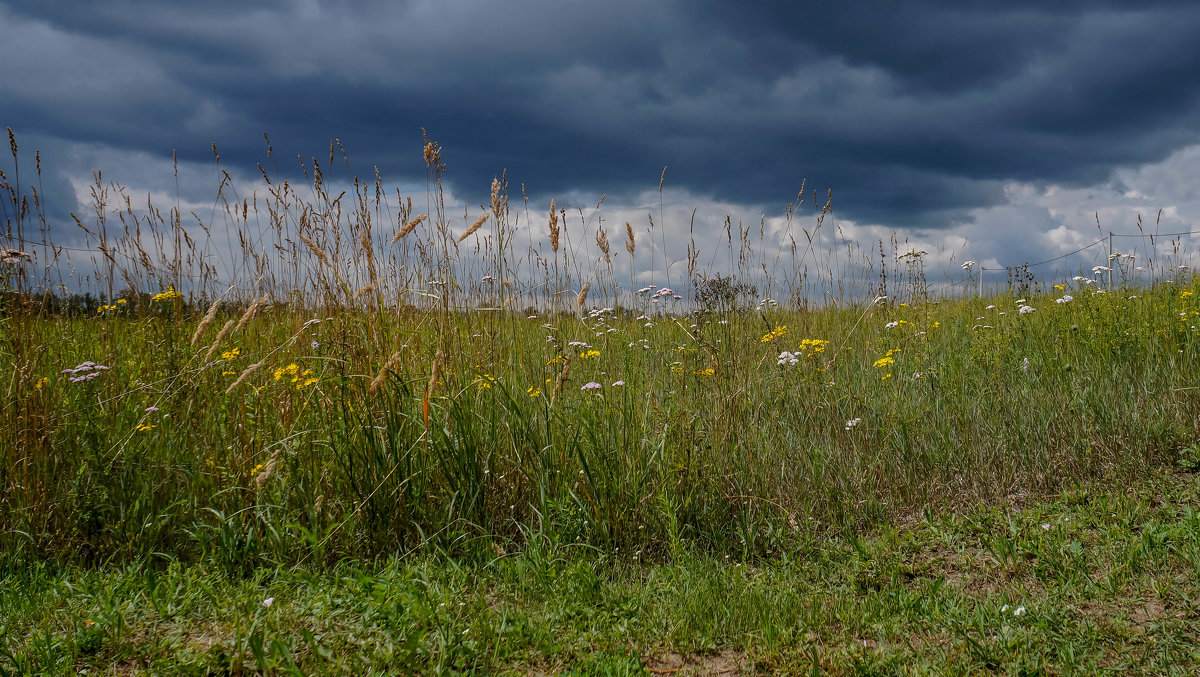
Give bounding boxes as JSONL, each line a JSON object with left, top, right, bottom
{"left": 844, "top": 417, "right": 862, "bottom": 430}
{"left": 1055, "top": 295, "right": 1074, "bottom": 304}
{"left": 1018, "top": 304, "right": 1036, "bottom": 314}
{"left": 62, "top": 361, "right": 110, "bottom": 382}
{"left": 580, "top": 381, "right": 602, "bottom": 391}
{"left": 961, "top": 260, "right": 976, "bottom": 270}
{"left": 0, "top": 248, "right": 31, "bottom": 264}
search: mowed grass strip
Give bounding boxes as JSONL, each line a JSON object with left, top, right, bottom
{"left": 4, "top": 470, "right": 1200, "bottom": 675}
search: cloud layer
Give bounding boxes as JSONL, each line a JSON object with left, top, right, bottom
{"left": 3, "top": 1, "right": 1200, "bottom": 289}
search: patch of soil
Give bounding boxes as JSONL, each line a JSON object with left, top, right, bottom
{"left": 644, "top": 649, "right": 746, "bottom": 676}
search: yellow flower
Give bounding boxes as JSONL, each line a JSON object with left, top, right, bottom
{"left": 221, "top": 348, "right": 241, "bottom": 360}
{"left": 873, "top": 348, "right": 900, "bottom": 369}
{"left": 760, "top": 325, "right": 789, "bottom": 343}
{"left": 580, "top": 349, "right": 600, "bottom": 360}
{"left": 151, "top": 287, "right": 183, "bottom": 303}
{"left": 797, "top": 338, "right": 831, "bottom": 356}
{"left": 527, "top": 386, "right": 541, "bottom": 398}
{"left": 273, "top": 363, "right": 300, "bottom": 380}
{"left": 880, "top": 373, "right": 892, "bottom": 381}
{"left": 136, "top": 423, "right": 156, "bottom": 432}
{"left": 117, "top": 298, "right": 127, "bottom": 304}
{"left": 34, "top": 377, "right": 49, "bottom": 389}
{"left": 295, "top": 377, "right": 318, "bottom": 389}
{"left": 221, "top": 370, "right": 237, "bottom": 376}
{"left": 695, "top": 368, "right": 714, "bottom": 377}
{"left": 477, "top": 374, "right": 496, "bottom": 389}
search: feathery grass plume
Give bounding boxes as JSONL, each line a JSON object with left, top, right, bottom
{"left": 548, "top": 199, "right": 560, "bottom": 253}
{"left": 423, "top": 348, "right": 445, "bottom": 428}
{"left": 253, "top": 451, "right": 280, "bottom": 489}
{"left": 298, "top": 233, "right": 328, "bottom": 263}
{"left": 550, "top": 354, "right": 573, "bottom": 404}
{"left": 490, "top": 177, "right": 502, "bottom": 216}
{"left": 204, "top": 320, "right": 236, "bottom": 361}
{"left": 596, "top": 227, "right": 611, "bottom": 262}
{"left": 392, "top": 213, "right": 427, "bottom": 243}
{"left": 353, "top": 282, "right": 376, "bottom": 299}
{"left": 624, "top": 221, "right": 635, "bottom": 255}
{"left": 576, "top": 281, "right": 591, "bottom": 308}
{"left": 456, "top": 212, "right": 489, "bottom": 244}
{"left": 234, "top": 294, "right": 269, "bottom": 332}
{"left": 367, "top": 350, "right": 406, "bottom": 397}
{"left": 190, "top": 299, "right": 221, "bottom": 346}
{"left": 225, "top": 359, "right": 265, "bottom": 395}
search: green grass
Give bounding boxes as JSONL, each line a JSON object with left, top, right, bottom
{"left": 3, "top": 132, "right": 1200, "bottom": 673}
{"left": 4, "top": 470, "right": 1200, "bottom": 674}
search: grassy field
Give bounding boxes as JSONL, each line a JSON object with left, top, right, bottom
{"left": 2, "top": 131, "right": 1200, "bottom": 673}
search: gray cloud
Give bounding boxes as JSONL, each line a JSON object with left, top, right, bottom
{"left": 4, "top": 0, "right": 1200, "bottom": 251}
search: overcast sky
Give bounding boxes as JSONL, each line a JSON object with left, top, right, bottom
{"left": 4, "top": 0, "right": 1200, "bottom": 293}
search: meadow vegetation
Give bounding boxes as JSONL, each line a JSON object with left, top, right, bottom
{"left": 2, "top": 129, "right": 1200, "bottom": 673}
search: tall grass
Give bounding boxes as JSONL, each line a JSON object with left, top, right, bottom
{"left": 2, "top": 129, "right": 1199, "bottom": 571}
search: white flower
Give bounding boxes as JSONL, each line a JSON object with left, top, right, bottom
{"left": 844, "top": 417, "right": 862, "bottom": 430}
{"left": 262, "top": 597, "right": 274, "bottom": 608}
{"left": 777, "top": 351, "right": 799, "bottom": 366}
{"left": 1092, "top": 265, "right": 1111, "bottom": 274}
{"left": 885, "top": 321, "right": 899, "bottom": 329}
{"left": 1041, "top": 523, "right": 1051, "bottom": 531}
{"left": 1013, "top": 606, "right": 1026, "bottom": 617}
{"left": 985, "top": 304, "right": 997, "bottom": 310}
{"left": 612, "top": 380, "right": 625, "bottom": 387}
{"left": 961, "top": 260, "right": 977, "bottom": 270}
{"left": 1018, "top": 305, "right": 1035, "bottom": 314}
{"left": 1015, "top": 298, "right": 1026, "bottom": 304}
{"left": 1001, "top": 604, "right": 1009, "bottom": 612}
{"left": 1055, "top": 295, "right": 1073, "bottom": 304}
{"left": 1022, "top": 357, "right": 1030, "bottom": 374}
{"left": 872, "top": 295, "right": 888, "bottom": 305}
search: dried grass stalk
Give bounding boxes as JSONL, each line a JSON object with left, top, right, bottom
{"left": 190, "top": 300, "right": 221, "bottom": 346}
{"left": 298, "top": 234, "right": 327, "bottom": 263}
{"left": 548, "top": 200, "right": 559, "bottom": 253}
{"left": 550, "top": 355, "right": 572, "bottom": 403}
{"left": 203, "top": 320, "right": 236, "bottom": 361}
{"left": 576, "top": 282, "right": 591, "bottom": 308}
{"left": 367, "top": 350, "right": 406, "bottom": 397}
{"left": 225, "top": 359, "right": 264, "bottom": 394}
{"left": 392, "top": 213, "right": 427, "bottom": 243}
{"left": 456, "top": 212, "right": 489, "bottom": 244}
{"left": 625, "top": 222, "right": 635, "bottom": 255}
{"left": 234, "top": 294, "right": 269, "bottom": 332}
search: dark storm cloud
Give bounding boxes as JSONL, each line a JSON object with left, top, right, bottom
{"left": 3, "top": 0, "right": 1200, "bottom": 230}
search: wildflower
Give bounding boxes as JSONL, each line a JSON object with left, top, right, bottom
{"left": 527, "top": 386, "right": 541, "bottom": 397}
{"left": 1091, "top": 265, "right": 1111, "bottom": 274}
{"left": 0, "top": 248, "right": 32, "bottom": 264}
{"left": 844, "top": 418, "right": 862, "bottom": 430}
{"left": 477, "top": 374, "right": 496, "bottom": 389}
{"left": 612, "top": 380, "right": 625, "bottom": 387}
{"left": 310, "top": 340, "right": 320, "bottom": 350}
{"left": 885, "top": 321, "right": 899, "bottom": 329}
{"left": 872, "top": 295, "right": 888, "bottom": 305}
{"left": 262, "top": 597, "right": 274, "bottom": 608}
{"left": 579, "top": 349, "right": 600, "bottom": 360}
{"left": 221, "top": 348, "right": 241, "bottom": 360}
{"left": 695, "top": 368, "right": 714, "bottom": 377}
{"left": 581, "top": 382, "right": 602, "bottom": 391}
{"left": 1055, "top": 295, "right": 1073, "bottom": 304}
{"left": 1041, "top": 523, "right": 1051, "bottom": 531}
{"left": 638, "top": 286, "right": 654, "bottom": 294}
{"left": 985, "top": 304, "right": 997, "bottom": 310}
{"left": 873, "top": 349, "right": 899, "bottom": 368}
{"left": 151, "top": 287, "right": 183, "bottom": 303}
{"left": 136, "top": 424, "right": 156, "bottom": 432}
{"left": 145, "top": 406, "right": 160, "bottom": 412}
{"left": 1018, "top": 305, "right": 1035, "bottom": 314}
{"left": 777, "top": 351, "right": 799, "bottom": 367}
{"left": 760, "top": 325, "right": 789, "bottom": 343}
{"left": 34, "top": 377, "right": 49, "bottom": 389}
{"left": 1022, "top": 357, "right": 1030, "bottom": 374}
{"left": 273, "top": 363, "right": 300, "bottom": 380}
{"left": 1015, "top": 299, "right": 1026, "bottom": 304}
{"left": 568, "top": 341, "right": 590, "bottom": 347}
{"left": 961, "top": 260, "right": 976, "bottom": 270}
{"left": 1013, "top": 606, "right": 1026, "bottom": 617}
